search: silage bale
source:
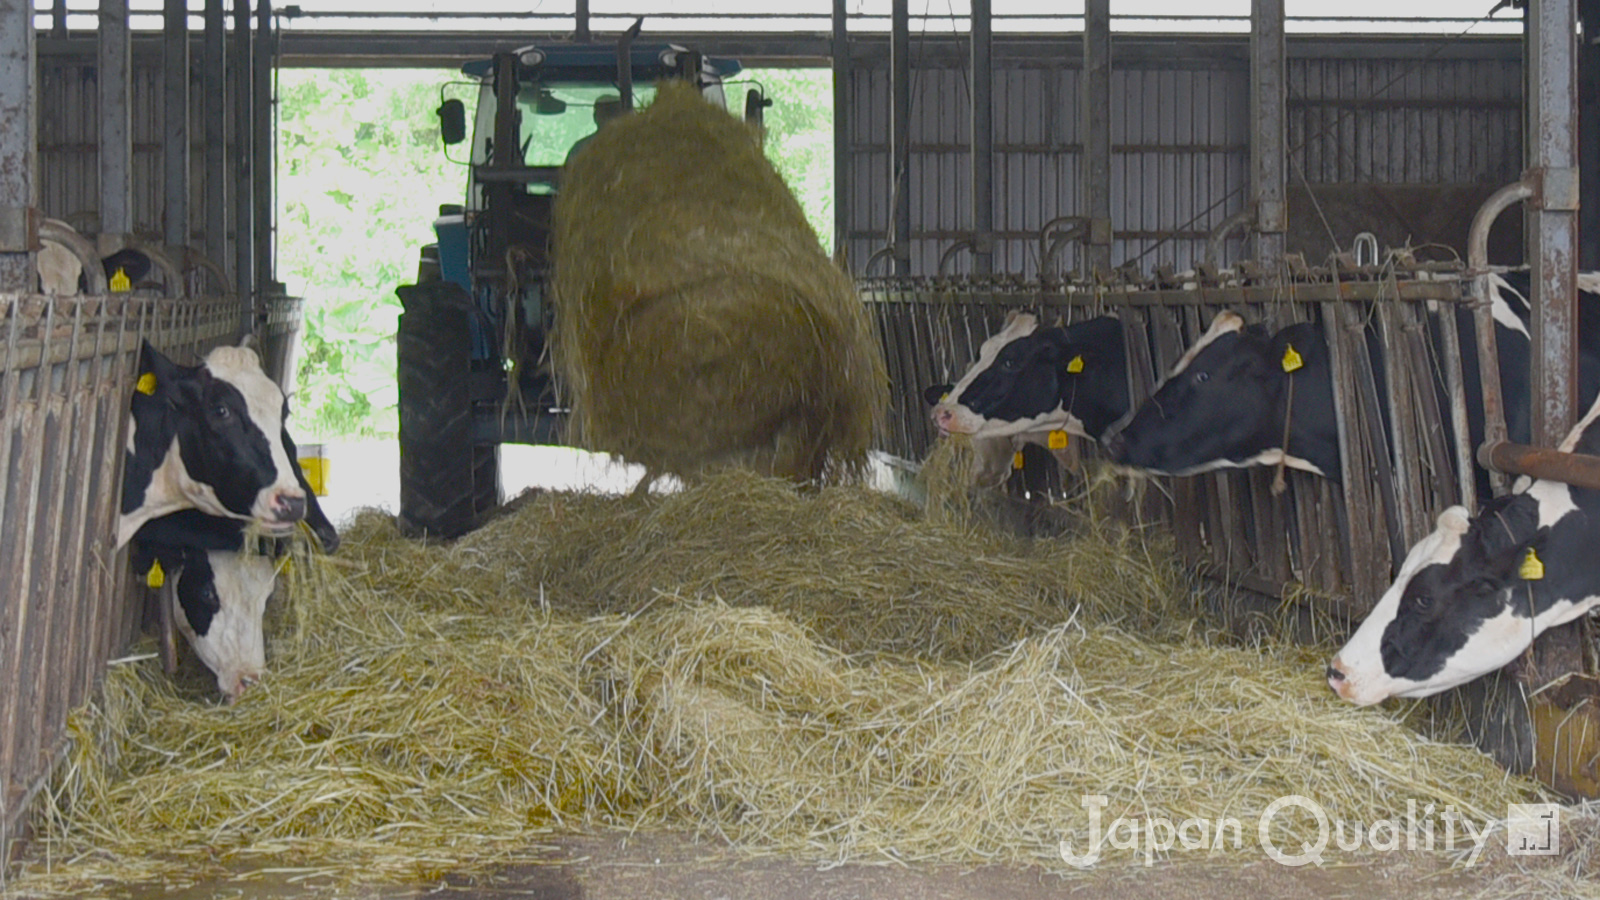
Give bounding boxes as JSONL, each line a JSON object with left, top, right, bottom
{"left": 553, "top": 81, "right": 887, "bottom": 482}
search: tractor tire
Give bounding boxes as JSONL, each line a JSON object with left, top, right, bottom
{"left": 396, "top": 281, "right": 499, "bottom": 539}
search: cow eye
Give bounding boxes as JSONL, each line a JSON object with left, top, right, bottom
{"left": 1193, "top": 371, "right": 1210, "bottom": 384}
{"left": 1000, "top": 358, "right": 1019, "bottom": 372}
{"left": 213, "top": 404, "right": 231, "bottom": 420}
{"left": 1413, "top": 594, "right": 1432, "bottom": 611}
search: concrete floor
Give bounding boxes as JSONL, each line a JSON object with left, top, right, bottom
{"left": 103, "top": 830, "right": 1487, "bottom": 900}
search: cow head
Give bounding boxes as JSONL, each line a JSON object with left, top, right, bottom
{"left": 119, "top": 340, "right": 310, "bottom": 548}
{"left": 1106, "top": 313, "right": 1275, "bottom": 473}
{"left": 173, "top": 548, "right": 277, "bottom": 702}
{"left": 1106, "top": 313, "right": 1335, "bottom": 478}
{"left": 931, "top": 313, "right": 1127, "bottom": 441}
{"left": 1327, "top": 498, "right": 1549, "bottom": 705}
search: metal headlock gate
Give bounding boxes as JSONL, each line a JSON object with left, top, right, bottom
{"left": 865, "top": 255, "right": 1504, "bottom": 615}
{"left": 0, "top": 291, "right": 299, "bottom": 864}
{"left": 866, "top": 249, "right": 1600, "bottom": 793}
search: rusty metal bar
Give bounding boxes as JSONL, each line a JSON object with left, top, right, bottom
{"left": 1526, "top": 0, "right": 1580, "bottom": 450}
{"left": 0, "top": 0, "right": 37, "bottom": 291}
{"left": 232, "top": 0, "right": 255, "bottom": 329}
{"left": 1479, "top": 441, "right": 1600, "bottom": 491}
{"left": 100, "top": 0, "right": 132, "bottom": 237}
{"left": 164, "top": 0, "right": 189, "bottom": 250}
{"left": 890, "top": 0, "right": 910, "bottom": 276}
{"left": 253, "top": 0, "right": 275, "bottom": 297}
{"left": 204, "top": 0, "right": 228, "bottom": 283}
{"left": 1249, "top": 0, "right": 1285, "bottom": 263}
{"left": 970, "top": 0, "right": 992, "bottom": 276}
{"left": 1082, "top": 0, "right": 1112, "bottom": 276}
{"left": 832, "top": 0, "right": 849, "bottom": 262}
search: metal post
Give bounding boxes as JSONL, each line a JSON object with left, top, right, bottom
{"left": 970, "top": 0, "right": 992, "bottom": 276}
{"left": 831, "top": 0, "right": 850, "bottom": 264}
{"left": 1526, "top": 0, "right": 1579, "bottom": 449}
{"left": 51, "top": 0, "right": 65, "bottom": 38}
{"left": 891, "top": 0, "right": 911, "bottom": 276}
{"left": 0, "top": 0, "right": 37, "bottom": 291}
{"left": 204, "top": 0, "right": 227, "bottom": 280}
{"left": 1250, "top": 0, "right": 1286, "bottom": 263}
{"left": 233, "top": 0, "right": 254, "bottom": 327}
{"left": 575, "top": 0, "right": 589, "bottom": 43}
{"left": 163, "top": 0, "right": 188, "bottom": 251}
{"left": 253, "top": 0, "right": 273, "bottom": 295}
{"left": 1581, "top": 1, "right": 1599, "bottom": 271}
{"left": 1522, "top": 0, "right": 1585, "bottom": 687}
{"left": 1083, "top": 0, "right": 1112, "bottom": 277}
{"left": 99, "top": 0, "right": 132, "bottom": 237}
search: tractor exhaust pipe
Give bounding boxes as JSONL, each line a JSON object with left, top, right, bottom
{"left": 618, "top": 17, "right": 643, "bottom": 112}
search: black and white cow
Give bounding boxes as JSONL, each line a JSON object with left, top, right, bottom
{"left": 1105, "top": 271, "right": 1600, "bottom": 480}
{"left": 929, "top": 313, "right": 1130, "bottom": 444}
{"left": 132, "top": 483, "right": 337, "bottom": 701}
{"left": 1326, "top": 393, "right": 1600, "bottom": 704}
{"left": 1103, "top": 313, "right": 1340, "bottom": 479}
{"left": 119, "top": 340, "right": 314, "bottom": 548}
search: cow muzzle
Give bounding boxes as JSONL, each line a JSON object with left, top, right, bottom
{"left": 259, "top": 490, "right": 307, "bottom": 532}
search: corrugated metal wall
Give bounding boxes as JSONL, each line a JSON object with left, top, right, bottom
{"left": 845, "top": 38, "right": 1522, "bottom": 278}
{"left": 37, "top": 48, "right": 227, "bottom": 268}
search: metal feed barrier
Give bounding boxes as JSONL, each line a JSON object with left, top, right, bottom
{"left": 0, "top": 291, "right": 299, "bottom": 864}
{"left": 864, "top": 256, "right": 1479, "bottom": 613}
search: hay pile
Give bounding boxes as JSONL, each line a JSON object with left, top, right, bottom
{"left": 552, "top": 81, "right": 886, "bottom": 482}
{"left": 14, "top": 473, "right": 1552, "bottom": 894}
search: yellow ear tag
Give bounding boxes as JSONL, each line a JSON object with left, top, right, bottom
{"left": 135, "top": 372, "right": 157, "bottom": 395}
{"left": 110, "top": 267, "right": 131, "bottom": 292}
{"left": 1012, "top": 451, "right": 1025, "bottom": 470}
{"left": 1066, "top": 355, "right": 1085, "bottom": 374}
{"left": 1047, "top": 430, "right": 1069, "bottom": 450}
{"left": 940, "top": 392, "right": 950, "bottom": 402}
{"left": 1519, "top": 548, "right": 1545, "bottom": 581}
{"left": 1281, "top": 344, "right": 1304, "bottom": 373}
{"left": 146, "top": 559, "right": 165, "bottom": 589}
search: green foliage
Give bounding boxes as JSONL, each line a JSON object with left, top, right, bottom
{"left": 279, "top": 65, "right": 834, "bottom": 440}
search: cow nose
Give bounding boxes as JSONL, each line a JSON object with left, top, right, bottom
{"left": 933, "top": 408, "right": 954, "bottom": 430}
{"left": 273, "top": 492, "right": 307, "bottom": 522}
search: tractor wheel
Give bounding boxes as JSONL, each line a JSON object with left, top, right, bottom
{"left": 395, "top": 282, "right": 499, "bottom": 539}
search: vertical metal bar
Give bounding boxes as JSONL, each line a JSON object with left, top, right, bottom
{"left": 0, "top": 0, "right": 37, "bottom": 291}
{"left": 575, "top": 0, "right": 589, "bottom": 43}
{"left": 233, "top": 0, "right": 254, "bottom": 330}
{"left": 832, "top": 0, "right": 850, "bottom": 264}
{"left": 253, "top": 0, "right": 273, "bottom": 296}
{"left": 1082, "top": 0, "right": 1111, "bottom": 277}
{"left": 970, "top": 0, "right": 992, "bottom": 276}
{"left": 163, "top": 0, "right": 189, "bottom": 251}
{"left": 1526, "top": 0, "right": 1579, "bottom": 449}
{"left": 1250, "top": 0, "right": 1285, "bottom": 263}
{"left": 100, "top": 0, "right": 132, "bottom": 237}
{"left": 51, "top": 0, "right": 66, "bottom": 38}
{"left": 204, "top": 0, "right": 227, "bottom": 285}
{"left": 891, "top": 0, "right": 910, "bottom": 276}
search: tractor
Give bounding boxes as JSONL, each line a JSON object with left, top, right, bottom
{"left": 395, "top": 27, "right": 760, "bottom": 537}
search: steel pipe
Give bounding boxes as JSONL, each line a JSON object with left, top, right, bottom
{"left": 831, "top": 0, "right": 850, "bottom": 264}
{"left": 1478, "top": 441, "right": 1600, "bottom": 492}
{"left": 99, "top": 0, "right": 131, "bottom": 236}
{"left": 39, "top": 219, "right": 108, "bottom": 295}
{"left": 970, "top": 0, "right": 992, "bottom": 276}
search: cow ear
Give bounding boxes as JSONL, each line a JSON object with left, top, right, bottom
{"left": 923, "top": 383, "right": 953, "bottom": 406}
{"left": 138, "top": 341, "right": 186, "bottom": 394}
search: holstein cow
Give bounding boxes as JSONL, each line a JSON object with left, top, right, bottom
{"left": 929, "top": 313, "right": 1130, "bottom": 447}
{"left": 130, "top": 458, "right": 338, "bottom": 701}
{"left": 1105, "top": 271, "right": 1600, "bottom": 481}
{"left": 1326, "top": 393, "right": 1600, "bottom": 704}
{"left": 119, "top": 340, "right": 314, "bottom": 548}
{"left": 1103, "top": 314, "right": 1340, "bottom": 480}
{"left": 921, "top": 383, "right": 1070, "bottom": 488}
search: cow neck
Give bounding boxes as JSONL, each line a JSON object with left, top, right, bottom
{"left": 1486, "top": 505, "right": 1541, "bottom": 646}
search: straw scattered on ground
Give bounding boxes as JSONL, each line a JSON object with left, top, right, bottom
{"left": 9, "top": 469, "right": 1563, "bottom": 896}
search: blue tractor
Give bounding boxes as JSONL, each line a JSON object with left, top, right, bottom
{"left": 396, "top": 29, "right": 758, "bottom": 537}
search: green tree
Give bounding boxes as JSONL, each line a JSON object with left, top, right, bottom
{"left": 277, "top": 65, "right": 834, "bottom": 440}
